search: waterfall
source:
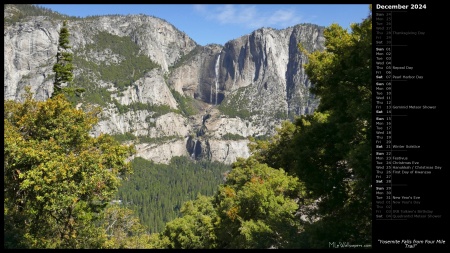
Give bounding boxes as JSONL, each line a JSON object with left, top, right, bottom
{"left": 214, "top": 55, "right": 220, "bottom": 105}
{"left": 210, "top": 84, "right": 213, "bottom": 105}
{"left": 191, "top": 140, "right": 197, "bottom": 158}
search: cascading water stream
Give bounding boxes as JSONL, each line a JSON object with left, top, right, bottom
{"left": 191, "top": 140, "right": 197, "bottom": 158}
{"left": 214, "top": 54, "right": 220, "bottom": 105}
{"left": 210, "top": 82, "right": 213, "bottom": 105}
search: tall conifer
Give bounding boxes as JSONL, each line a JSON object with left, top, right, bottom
{"left": 52, "top": 20, "right": 74, "bottom": 97}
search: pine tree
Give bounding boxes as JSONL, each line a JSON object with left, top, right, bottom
{"left": 52, "top": 20, "right": 84, "bottom": 98}
{"left": 52, "top": 20, "right": 73, "bottom": 97}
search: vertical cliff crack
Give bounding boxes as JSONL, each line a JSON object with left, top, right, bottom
{"left": 224, "top": 143, "right": 230, "bottom": 162}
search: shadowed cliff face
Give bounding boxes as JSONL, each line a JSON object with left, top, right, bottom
{"left": 4, "top": 5, "right": 325, "bottom": 165}
{"left": 169, "top": 25, "right": 324, "bottom": 119}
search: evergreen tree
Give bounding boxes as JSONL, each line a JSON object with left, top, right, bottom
{"left": 296, "top": 8, "right": 372, "bottom": 247}
{"left": 52, "top": 20, "right": 84, "bottom": 98}
{"left": 249, "top": 6, "right": 372, "bottom": 247}
{"left": 52, "top": 20, "right": 73, "bottom": 97}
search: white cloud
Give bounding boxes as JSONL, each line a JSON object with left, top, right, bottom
{"left": 267, "top": 10, "right": 302, "bottom": 26}
{"left": 193, "top": 4, "right": 207, "bottom": 14}
{"left": 216, "top": 5, "right": 237, "bottom": 24}
{"left": 193, "top": 4, "right": 303, "bottom": 29}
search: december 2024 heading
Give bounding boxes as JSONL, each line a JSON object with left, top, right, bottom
{"left": 376, "top": 4, "right": 427, "bottom": 10}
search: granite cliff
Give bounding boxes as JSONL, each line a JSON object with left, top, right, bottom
{"left": 4, "top": 4, "right": 325, "bottom": 164}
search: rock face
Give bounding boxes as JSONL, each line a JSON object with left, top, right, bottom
{"left": 4, "top": 15, "right": 59, "bottom": 101}
{"left": 4, "top": 9, "right": 196, "bottom": 102}
{"left": 111, "top": 69, "right": 178, "bottom": 109}
{"left": 4, "top": 4, "right": 325, "bottom": 165}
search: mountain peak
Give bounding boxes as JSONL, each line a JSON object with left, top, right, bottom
{"left": 4, "top": 5, "right": 324, "bottom": 165}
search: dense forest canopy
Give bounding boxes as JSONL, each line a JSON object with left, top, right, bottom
{"left": 117, "top": 156, "right": 231, "bottom": 233}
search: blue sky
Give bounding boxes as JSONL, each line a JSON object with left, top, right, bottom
{"left": 38, "top": 4, "right": 370, "bottom": 46}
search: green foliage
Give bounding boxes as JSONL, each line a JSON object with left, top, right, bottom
{"left": 222, "top": 133, "right": 246, "bottom": 141}
{"left": 4, "top": 4, "right": 77, "bottom": 24}
{"left": 119, "top": 9, "right": 372, "bottom": 248}
{"left": 251, "top": 134, "right": 271, "bottom": 142}
{"left": 112, "top": 99, "right": 178, "bottom": 116}
{"left": 160, "top": 195, "right": 218, "bottom": 249}
{"left": 44, "top": 73, "right": 55, "bottom": 82}
{"left": 4, "top": 88, "right": 135, "bottom": 248}
{"left": 137, "top": 135, "right": 181, "bottom": 144}
{"left": 274, "top": 110, "right": 288, "bottom": 120}
{"left": 110, "top": 132, "right": 137, "bottom": 143}
{"left": 110, "top": 133, "right": 183, "bottom": 146}
{"left": 250, "top": 8, "right": 373, "bottom": 247}
{"left": 65, "top": 74, "right": 111, "bottom": 107}
{"left": 52, "top": 20, "right": 85, "bottom": 100}
{"left": 213, "top": 158, "right": 308, "bottom": 249}
{"left": 69, "top": 31, "right": 160, "bottom": 107}
{"left": 218, "top": 86, "right": 287, "bottom": 120}
{"left": 52, "top": 20, "right": 73, "bottom": 97}
{"left": 116, "top": 156, "right": 231, "bottom": 234}
{"left": 73, "top": 31, "right": 159, "bottom": 92}
{"left": 82, "top": 87, "right": 112, "bottom": 107}
{"left": 170, "top": 89, "right": 198, "bottom": 116}
{"left": 4, "top": 5, "right": 373, "bottom": 248}
{"left": 299, "top": 14, "right": 372, "bottom": 246}
{"left": 248, "top": 120, "right": 298, "bottom": 172}
{"left": 157, "top": 158, "right": 308, "bottom": 249}
{"left": 101, "top": 205, "right": 155, "bottom": 249}
{"left": 217, "top": 87, "right": 254, "bottom": 119}
{"left": 169, "top": 46, "right": 201, "bottom": 71}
